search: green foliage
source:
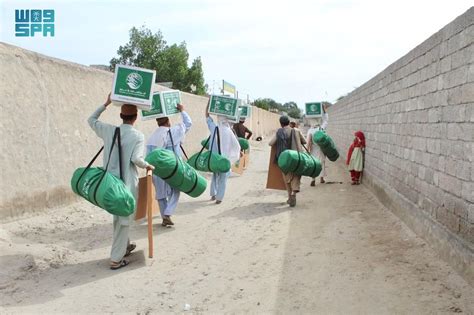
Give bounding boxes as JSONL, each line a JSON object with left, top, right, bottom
{"left": 110, "top": 26, "right": 206, "bottom": 95}
{"left": 252, "top": 98, "right": 302, "bottom": 118}
{"left": 287, "top": 107, "right": 302, "bottom": 119}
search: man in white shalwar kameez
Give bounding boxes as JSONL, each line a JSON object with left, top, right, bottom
{"left": 146, "top": 104, "right": 192, "bottom": 226}
{"left": 88, "top": 93, "right": 154, "bottom": 270}
{"left": 306, "top": 106, "right": 329, "bottom": 186}
{"left": 205, "top": 101, "right": 241, "bottom": 204}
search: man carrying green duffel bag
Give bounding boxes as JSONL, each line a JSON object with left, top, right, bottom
{"left": 83, "top": 93, "right": 154, "bottom": 270}
{"left": 146, "top": 103, "right": 193, "bottom": 227}
{"left": 313, "top": 130, "right": 340, "bottom": 162}
{"left": 269, "top": 116, "right": 307, "bottom": 207}
{"left": 196, "top": 100, "right": 240, "bottom": 204}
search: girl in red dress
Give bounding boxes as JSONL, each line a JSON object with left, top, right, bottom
{"left": 346, "top": 131, "right": 365, "bottom": 185}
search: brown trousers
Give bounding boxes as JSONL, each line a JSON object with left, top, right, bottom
{"left": 282, "top": 171, "right": 301, "bottom": 196}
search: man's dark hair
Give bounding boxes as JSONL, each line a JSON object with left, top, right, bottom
{"left": 120, "top": 113, "right": 137, "bottom": 122}
{"left": 279, "top": 115, "right": 290, "bottom": 126}
{"left": 156, "top": 117, "right": 170, "bottom": 126}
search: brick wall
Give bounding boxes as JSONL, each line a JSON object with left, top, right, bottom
{"left": 327, "top": 7, "right": 473, "bottom": 283}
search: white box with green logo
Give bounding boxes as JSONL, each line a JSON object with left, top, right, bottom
{"left": 305, "top": 102, "right": 322, "bottom": 118}
{"left": 238, "top": 102, "right": 251, "bottom": 118}
{"left": 141, "top": 90, "right": 181, "bottom": 120}
{"left": 209, "top": 95, "right": 239, "bottom": 118}
{"left": 111, "top": 64, "right": 156, "bottom": 110}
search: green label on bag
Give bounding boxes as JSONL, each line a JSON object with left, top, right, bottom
{"left": 114, "top": 67, "right": 154, "bottom": 100}
{"left": 305, "top": 102, "right": 322, "bottom": 117}
{"left": 209, "top": 95, "right": 239, "bottom": 117}
{"left": 142, "top": 93, "right": 164, "bottom": 118}
{"left": 162, "top": 91, "right": 181, "bottom": 115}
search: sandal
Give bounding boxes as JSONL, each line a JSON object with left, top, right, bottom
{"left": 110, "top": 259, "right": 129, "bottom": 270}
{"left": 162, "top": 216, "right": 174, "bottom": 226}
{"left": 125, "top": 243, "right": 136, "bottom": 257}
{"left": 289, "top": 195, "right": 296, "bottom": 207}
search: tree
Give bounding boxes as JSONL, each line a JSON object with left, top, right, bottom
{"left": 287, "top": 107, "right": 302, "bottom": 119}
{"left": 110, "top": 26, "right": 206, "bottom": 95}
{"left": 110, "top": 26, "right": 165, "bottom": 71}
{"left": 253, "top": 98, "right": 270, "bottom": 110}
{"left": 253, "top": 98, "right": 302, "bottom": 118}
{"left": 186, "top": 57, "right": 206, "bottom": 95}
{"left": 282, "top": 101, "right": 298, "bottom": 110}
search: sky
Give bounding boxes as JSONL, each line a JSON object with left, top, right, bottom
{"left": 0, "top": 0, "right": 472, "bottom": 108}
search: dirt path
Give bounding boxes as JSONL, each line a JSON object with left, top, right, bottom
{"left": 0, "top": 141, "right": 472, "bottom": 314}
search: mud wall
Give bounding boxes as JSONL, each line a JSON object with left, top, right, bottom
{"left": 0, "top": 42, "right": 281, "bottom": 219}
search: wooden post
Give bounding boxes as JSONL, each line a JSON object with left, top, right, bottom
{"left": 146, "top": 170, "right": 153, "bottom": 258}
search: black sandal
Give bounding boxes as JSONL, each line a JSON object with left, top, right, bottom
{"left": 125, "top": 244, "right": 136, "bottom": 257}
{"left": 110, "top": 259, "right": 129, "bottom": 270}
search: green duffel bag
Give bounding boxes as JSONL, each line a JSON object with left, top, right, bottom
{"left": 188, "top": 150, "right": 231, "bottom": 173}
{"left": 71, "top": 127, "right": 135, "bottom": 216}
{"left": 313, "top": 130, "right": 339, "bottom": 162}
{"left": 326, "top": 150, "right": 340, "bottom": 162}
{"left": 277, "top": 150, "right": 322, "bottom": 178}
{"left": 238, "top": 137, "right": 249, "bottom": 150}
{"left": 145, "top": 148, "right": 207, "bottom": 198}
{"left": 201, "top": 136, "right": 249, "bottom": 151}
{"left": 190, "top": 128, "right": 231, "bottom": 173}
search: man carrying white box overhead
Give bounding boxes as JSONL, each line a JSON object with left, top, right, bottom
{"left": 146, "top": 104, "right": 192, "bottom": 227}
{"left": 88, "top": 93, "right": 154, "bottom": 270}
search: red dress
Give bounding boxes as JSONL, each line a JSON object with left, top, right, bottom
{"left": 347, "top": 131, "right": 365, "bottom": 182}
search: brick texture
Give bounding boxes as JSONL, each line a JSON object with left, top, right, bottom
{"left": 328, "top": 8, "right": 474, "bottom": 248}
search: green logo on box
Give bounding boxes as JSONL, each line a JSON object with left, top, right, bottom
{"left": 162, "top": 91, "right": 180, "bottom": 116}
{"left": 142, "top": 93, "right": 164, "bottom": 118}
{"left": 305, "top": 102, "right": 322, "bottom": 116}
{"left": 114, "top": 68, "right": 153, "bottom": 100}
{"left": 209, "top": 95, "right": 238, "bottom": 117}
{"left": 239, "top": 105, "right": 249, "bottom": 118}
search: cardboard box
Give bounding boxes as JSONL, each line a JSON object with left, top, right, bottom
{"left": 135, "top": 174, "right": 160, "bottom": 220}
{"left": 141, "top": 90, "right": 181, "bottom": 120}
{"left": 111, "top": 64, "right": 156, "bottom": 109}
{"left": 239, "top": 104, "right": 252, "bottom": 118}
{"left": 209, "top": 95, "right": 239, "bottom": 118}
{"left": 305, "top": 102, "right": 322, "bottom": 118}
{"left": 266, "top": 145, "right": 287, "bottom": 190}
{"left": 231, "top": 157, "right": 244, "bottom": 175}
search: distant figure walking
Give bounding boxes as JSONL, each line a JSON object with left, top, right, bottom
{"left": 205, "top": 101, "right": 241, "bottom": 204}
{"left": 233, "top": 118, "right": 253, "bottom": 139}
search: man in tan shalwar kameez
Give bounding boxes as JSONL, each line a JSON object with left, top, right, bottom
{"left": 269, "top": 116, "right": 306, "bottom": 207}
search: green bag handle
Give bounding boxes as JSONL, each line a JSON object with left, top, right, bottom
{"left": 162, "top": 130, "right": 180, "bottom": 180}
{"left": 92, "top": 127, "right": 123, "bottom": 206}
{"left": 195, "top": 126, "right": 221, "bottom": 173}
{"left": 75, "top": 127, "right": 123, "bottom": 207}
{"left": 164, "top": 130, "right": 200, "bottom": 195}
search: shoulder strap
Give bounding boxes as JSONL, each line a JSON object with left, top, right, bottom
{"left": 180, "top": 145, "right": 189, "bottom": 160}
{"left": 162, "top": 129, "right": 180, "bottom": 180}
{"left": 289, "top": 129, "right": 295, "bottom": 150}
{"left": 92, "top": 127, "right": 121, "bottom": 206}
{"left": 75, "top": 146, "right": 103, "bottom": 193}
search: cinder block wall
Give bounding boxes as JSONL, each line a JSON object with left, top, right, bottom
{"left": 0, "top": 43, "right": 280, "bottom": 220}
{"left": 327, "top": 7, "right": 473, "bottom": 283}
